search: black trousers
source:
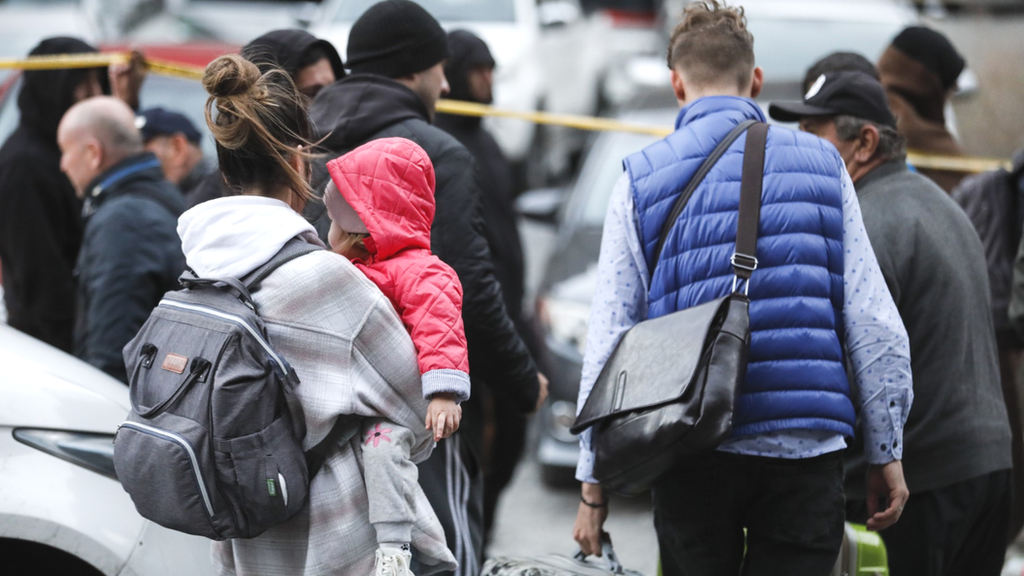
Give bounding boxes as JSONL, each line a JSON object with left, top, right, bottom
{"left": 847, "top": 469, "right": 1012, "bottom": 576}
{"left": 415, "top": 433, "right": 485, "bottom": 576}
{"left": 652, "top": 450, "right": 845, "bottom": 576}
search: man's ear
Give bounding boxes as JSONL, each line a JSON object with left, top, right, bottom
{"left": 87, "top": 138, "right": 103, "bottom": 173}
{"left": 749, "top": 67, "right": 764, "bottom": 99}
{"left": 170, "top": 133, "right": 189, "bottom": 159}
{"left": 670, "top": 69, "right": 687, "bottom": 104}
{"left": 854, "top": 124, "right": 881, "bottom": 164}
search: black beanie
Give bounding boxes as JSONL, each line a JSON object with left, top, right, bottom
{"left": 891, "top": 26, "right": 965, "bottom": 91}
{"left": 347, "top": 0, "right": 450, "bottom": 78}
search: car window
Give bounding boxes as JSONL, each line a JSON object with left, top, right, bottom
{"left": 0, "top": 74, "right": 216, "bottom": 157}
{"left": 333, "top": 0, "right": 516, "bottom": 22}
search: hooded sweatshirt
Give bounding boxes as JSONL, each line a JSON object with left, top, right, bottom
{"left": 310, "top": 74, "right": 540, "bottom": 423}
{"left": 0, "top": 37, "right": 109, "bottom": 352}
{"left": 326, "top": 137, "right": 471, "bottom": 402}
{"left": 177, "top": 195, "right": 457, "bottom": 575}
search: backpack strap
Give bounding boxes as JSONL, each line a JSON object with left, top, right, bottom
{"left": 244, "top": 237, "right": 324, "bottom": 291}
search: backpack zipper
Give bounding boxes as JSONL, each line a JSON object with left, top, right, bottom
{"left": 158, "top": 299, "right": 288, "bottom": 375}
{"left": 119, "top": 421, "right": 215, "bottom": 518}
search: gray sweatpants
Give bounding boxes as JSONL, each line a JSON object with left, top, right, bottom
{"left": 362, "top": 418, "right": 419, "bottom": 545}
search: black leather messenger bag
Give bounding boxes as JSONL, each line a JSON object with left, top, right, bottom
{"left": 570, "top": 120, "right": 769, "bottom": 496}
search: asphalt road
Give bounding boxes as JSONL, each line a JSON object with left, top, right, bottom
{"left": 487, "top": 446, "right": 661, "bottom": 576}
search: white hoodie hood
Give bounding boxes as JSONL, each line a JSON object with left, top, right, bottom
{"left": 177, "top": 196, "right": 325, "bottom": 279}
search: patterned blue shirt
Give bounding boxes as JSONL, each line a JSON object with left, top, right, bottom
{"left": 575, "top": 168, "right": 913, "bottom": 484}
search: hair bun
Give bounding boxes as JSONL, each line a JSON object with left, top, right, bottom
{"left": 203, "top": 54, "right": 260, "bottom": 99}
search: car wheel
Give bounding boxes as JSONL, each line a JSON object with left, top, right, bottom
{"left": 0, "top": 539, "right": 105, "bottom": 576}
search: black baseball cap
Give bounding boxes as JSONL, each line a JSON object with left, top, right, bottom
{"left": 135, "top": 108, "right": 202, "bottom": 144}
{"left": 769, "top": 71, "right": 897, "bottom": 129}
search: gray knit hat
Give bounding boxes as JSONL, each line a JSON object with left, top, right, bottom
{"left": 346, "top": 0, "right": 450, "bottom": 78}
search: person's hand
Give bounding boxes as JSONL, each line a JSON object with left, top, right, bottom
{"left": 533, "top": 372, "right": 550, "bottom": 413}
{"left": 425, "top": 393, "right": 461, "bottom": 441}
{"left": 110, "top": 50, "right": 147, "bottom": 110}
{"left": 865, "top": 460, "right": 909, "bottom": 531}
{"left": 573, "top": 482, "right": 609, "bottom": 556}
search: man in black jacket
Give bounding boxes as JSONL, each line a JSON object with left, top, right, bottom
{"left": 310, "top": 2, "right": 547, "bottom": 573}
{"left": 58, "top": 97, "right": 184, "bottom": 383}
{"left": 435, "top": 29, "right": 533, "bottom": 545}
{"left": 772, "top": 71, "right": 1013, "bottom": 576}
{"left": 0, "top": 37, "right": 110, "bottom": 352}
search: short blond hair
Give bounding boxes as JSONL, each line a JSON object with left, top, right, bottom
{"left": 667, "top": 1, "right": 755, "bottom": 90}
{"left": 333, "top": 231, "right": 370, "bottom": 256}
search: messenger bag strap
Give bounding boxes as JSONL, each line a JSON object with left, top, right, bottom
{"left": 652, "top": 119, "right": 758, "bottom": 271}
{"left": 731, "top": 122, "right": 769, "bottom": 294}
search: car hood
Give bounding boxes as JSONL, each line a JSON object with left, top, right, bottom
{"left": 0, "top": 325, "right": 129, "bottom": 432}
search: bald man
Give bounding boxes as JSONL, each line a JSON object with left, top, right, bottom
{"left": 58, "top": 97, "right": 185, "bottom": 382}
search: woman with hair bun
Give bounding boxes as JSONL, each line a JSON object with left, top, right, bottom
{"left": 178, "top": 54, "right": 456, "bottom": 576}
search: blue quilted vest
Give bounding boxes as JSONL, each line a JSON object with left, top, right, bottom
{"left": 625, "top": 97, "right": 855, "bottom": 438}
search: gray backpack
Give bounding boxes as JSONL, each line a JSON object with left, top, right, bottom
{"left": 113, "top": 239, "right": 330, "bottom": 541}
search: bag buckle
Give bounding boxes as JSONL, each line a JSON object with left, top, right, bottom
{"left": 730, "top": 252, "right": 758, "bottom": 272}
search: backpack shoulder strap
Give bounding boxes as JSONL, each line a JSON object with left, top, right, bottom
{"left": 652, "top": 119, "right": 757, "bottom": 272}
{"left": 244, "top": 238, "right": 325, "bottom": 291}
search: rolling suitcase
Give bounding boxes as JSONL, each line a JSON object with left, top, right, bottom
{"left": 483, "top": 537, "right": 644, "bottom": 576}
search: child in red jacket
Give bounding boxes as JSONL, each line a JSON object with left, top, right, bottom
{"left": 324, "top": 137, "right": 470, "bottom": 576}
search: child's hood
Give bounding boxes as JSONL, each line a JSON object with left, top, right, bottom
{"left": 325, "top": 137, "right": 436, "bottom": 261}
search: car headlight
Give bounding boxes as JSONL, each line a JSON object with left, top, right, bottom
{"left": 14, "top": 428, "right": 117, "bottom": 480}
{"left": 538, "top": 296, "right": 591, "bottom": 357}
{"left": 548, "top": 400, "right": 579, "bottom": 443}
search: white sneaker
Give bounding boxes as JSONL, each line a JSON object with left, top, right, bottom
{"left": 374, "top": 546, "right": 413, "bottom": 576}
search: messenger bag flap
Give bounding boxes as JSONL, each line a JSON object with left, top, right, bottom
{"left": 570, "top": 294, "right": 730, "bottom": 433}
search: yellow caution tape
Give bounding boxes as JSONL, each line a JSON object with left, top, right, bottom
{"left": 436, "top": 99, "right": 672, "bottom": 137}
{"left": 437, "top": 100, "right": 1013, "bottom": 173}
{"left": 0, "top": 53, "right": 1014, "bottom": 173}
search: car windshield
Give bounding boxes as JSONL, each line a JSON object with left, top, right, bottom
{"left": 574, "top": 129, "right": 662, "bottom": 226}
{"left": 748, "top": 17, "right": 906, "bottom": 85}
{"left": 333, "top": 0, "right": 515, "bottom": 22}
{"left": 0, "top": 74, "right": 217, "bottom": 157}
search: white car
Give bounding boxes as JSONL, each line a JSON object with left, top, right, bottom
{"left": 307, "top": 0, "right": 647, "bottom": 181}
{"left": 0, "top": 324, "right": 217, "bottom": 576}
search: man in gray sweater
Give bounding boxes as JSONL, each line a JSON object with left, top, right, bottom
{"left": 772, "top": 72, "right": 1013, "bottom": 576}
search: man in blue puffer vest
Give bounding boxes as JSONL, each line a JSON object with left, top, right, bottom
{"left": 572, "top": 2, "right": 914, "bottom": 573}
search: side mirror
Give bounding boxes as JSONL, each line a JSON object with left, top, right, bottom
{"left": 294, "top": 1, "right": 319, "bottom": 28}
{"left": 954, "top": 68, "right": 979, "bottom": 100}
{"left": 516, "top": 187, "right": 566, "bottom": 224}
{"left": 538, "top": 0, "right": 582, "bottom": 28}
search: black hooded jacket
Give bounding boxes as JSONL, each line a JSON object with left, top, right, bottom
{"left": 434, "top": 31, "right": 532, "bottom": 350}
{"left": 310, "top": 74, "right": 541, "bottom": 416}
{"left": 0, "top": 37, "right": 109, "bottom": 352}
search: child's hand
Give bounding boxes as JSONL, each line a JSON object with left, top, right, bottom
{"left": 426, "top": 393, "right": 462, "bottom": 441}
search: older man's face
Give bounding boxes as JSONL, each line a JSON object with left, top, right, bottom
{"left": 799, "top": 116, "right": 857, "bottom": 167}
{"left": 57, "top": 125, "right": 101, "bottom": 198}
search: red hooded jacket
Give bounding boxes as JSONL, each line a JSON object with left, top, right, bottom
{"left": 326, "top": 138, "right": 470, "bottom": 400}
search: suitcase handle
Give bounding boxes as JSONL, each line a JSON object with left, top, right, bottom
{"left": 573, "top": 534, "right": 624, "bottom": 574}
